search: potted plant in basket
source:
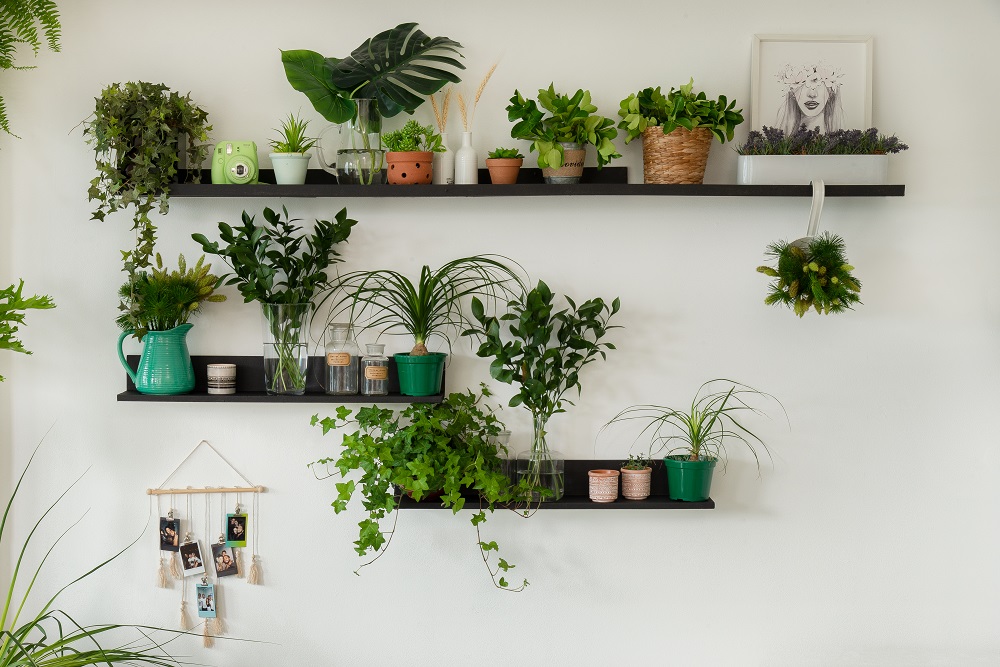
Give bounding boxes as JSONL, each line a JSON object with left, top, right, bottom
{"left": 268, "top": 112, "right": 316, "bottom": 185}
{"left": 114, "top": 254, "right": 225, "bottom": 395}
{"left": 602, "top": 380, "right": 784, "bottom": 502}
{"left": 321, "top": 255, "right": 524, "bottom": 397}
{"left": 310, "top": 385, "right": 533, "bottom": 591}
{"left": 757, "top": 231, "right": 862, "bottom": 317}
{"left": 617, "top": 78, "right": 743, "bottom": 184}
{"left": 281, "top": 22, "right": 465, "bottom": 185}
{"left": 506, "top": 84, "right": 620, "bottom": 184}
{"left": 735, "top": 126, "right": 908, "bottom": 185}
{"left": 381, "top": 119, "right": 445, "bottom": 184}
{"left": 1, "top": 280, "right": 55, "bottom": 382}
{"left": 620, "top": 454, "right": 652, "bottom": 501}
{"left": 485, "top": 147, "right": 524, "bottom": 184}
{"left": 192, "top": 206, "right": 357, "bottom": 395}
{"left": 82, "top": 81, "right": 212, "bottom": 276}
{"left": 464, "top": 280, "right": 620, "bottom": 501}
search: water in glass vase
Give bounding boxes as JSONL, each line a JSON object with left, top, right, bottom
{"left": 516, "top": 415, "right": 565, "bottom": 501}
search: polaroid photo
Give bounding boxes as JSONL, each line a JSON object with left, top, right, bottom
{"left": 159, "top": 517, "right": 179, "bottom": 552}
{"left": 212, "top": 543, "right": 238, "bottom": 578}
{"left": 225, "top": 513, "right": 247, "bottom": 548}
{"left": 196, "top": 583, "right": 217, "bottom": 619}
{"left": 178, "top": 541, "right": 205, "bottom": 577}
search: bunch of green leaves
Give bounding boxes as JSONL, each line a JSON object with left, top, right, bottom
{"left": 192, "top": 206, "right": 357, "bottom": 305}
{"left": 269, "top": 112, "right": 316, "bottom": 153}
{"left": 506, "top": 84, "right": 620, "bottom": 169}
{"left": 602, "top": 379, "right": 783, "bottom": 472}
{"left": 381, "top": 119, "right": 444, "bottom": 153}
{"left": 736, "top": 126, "right": 909, "bottom": 156}
{"left": 281, "top": 22, "right": 464, "bottom": 123}
{"left": 757, "top": 232, "right": 861, "bottom": 317}
{"left": 621, "top": 454, "right": 651, "bottom": 470}
{"left": 310, "top": 385, "right": 532, "bottom": 591}
{"left": 488, "top": 147, "right": 523, "bottom": 159}
{"left": 82, "top": 81, "right": 212, "bottom": 275}
{"left": 1, "top": 446, "right": 183, "bottom": 666}
{"left": 0, "top": 0, "right": 60, "bottom": 136}
{"left": 464, "top": 280, "right": 620, "bottom": 422}
{"left": 0, "top": 280, "right": 54, "bottom": 381}
{"left": 321, "top": 255, "right": 525, "bottom": 356}
{"left": 115, "top": 253, "right": 225, "bottom": 341}
{"left": 617, "top": 78, "right": 744, "bottom": 144}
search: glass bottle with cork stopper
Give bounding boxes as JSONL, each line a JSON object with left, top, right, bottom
{"left": 325, "top": 323, "right": 360, "bottom": 395}
{"left": 361, "top": 343, "right": 389, "bottom": 396}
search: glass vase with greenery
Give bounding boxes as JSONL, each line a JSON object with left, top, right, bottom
{"left": 193, "top": 206, "right": 356, "bottom": 395}
{"left": 0, "top": 280, "right": 54, "bottom": 382}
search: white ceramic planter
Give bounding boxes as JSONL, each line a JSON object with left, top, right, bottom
{"left": 270, "top": 152, "right": 311, "bottom": 185}
{"left": 736, "top": 155, "right": 888, "bottom": 185}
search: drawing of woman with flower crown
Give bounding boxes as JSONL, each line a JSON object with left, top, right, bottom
{"left": 775, "top": 62, "right": 847, "bottom": 134}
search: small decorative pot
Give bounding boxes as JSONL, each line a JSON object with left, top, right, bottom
{"left": 542, "top": 142, "right": 585, "bottom": 184}
{"left": 207, "top": 363, "right": 237, "bottom": 395}
{"left": 386, "top": 151, "right": 433, "bottom": 184}
{"left": 588, "top": 469, "right": 620, "bottom": 503}
{"left": 663, "top": 455, "right": 717, "bottom": 502}
{"left": 641, "top": 126, "right": 712, "bottom": 184}
{"left": 485, "top": 157, "right": 523, "bottom": 184}
{"left": 620, "top": 466, "right": 652, "bottom": 500}
{"left": 269, "top": 152, "right": 311, "bottom": 185}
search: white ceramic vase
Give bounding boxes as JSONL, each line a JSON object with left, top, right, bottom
{"left": 453, "top": 132, "right": 478, "bottom": 184}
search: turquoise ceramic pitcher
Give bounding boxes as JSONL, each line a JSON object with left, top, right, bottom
{"left": 117, "top": 323, "right": 195, "bottom": 395}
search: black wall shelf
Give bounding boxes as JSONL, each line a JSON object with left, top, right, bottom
{"left": 398, "top": 459, "right": 715, "bottom": 510}
{"left": 169, "top": 168, "right": 904, "bottom": 199}
{"left": 117, "top": 355, "right": 444, "bottom": 404}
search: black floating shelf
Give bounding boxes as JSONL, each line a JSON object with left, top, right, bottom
{"left": 117, "top": 355, "right": 443, "bottom": 404}
{"left": 398, "top": 459, "right": 714, "bottom": 510}
{"left": 168, "top": 168, "right": 904, "bottom": 198}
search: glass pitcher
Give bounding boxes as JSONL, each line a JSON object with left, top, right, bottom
{"left": 317, "top": 98, "right": 386, "bottom": 185}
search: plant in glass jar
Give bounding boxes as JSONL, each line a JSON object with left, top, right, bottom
{"left": 464, "top": 280, "right": 621, "bottom": 501}
{"left": 192, "top": 206, "right": 357, "bottom": 395}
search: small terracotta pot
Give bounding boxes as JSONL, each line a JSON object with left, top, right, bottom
{"left": 386, "top": 151, "right": 433, "bottom": 185}
{"left": 485, "top": 157, "right": 523, "bottom": 184}
{"left": 541, "top": 142, "right": 585, "bottom": 184}
{"left": 588, "top": 469, "right": 620, "bottom": 503}
{"left": 620, "top": 466, "right": 652, "bottom": 500}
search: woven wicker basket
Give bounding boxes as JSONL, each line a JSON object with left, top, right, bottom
{"left": 641, "top": 126, "right": 713, "bottom": 184}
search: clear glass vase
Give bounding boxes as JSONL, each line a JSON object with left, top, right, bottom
{"left": 260, "top": 303, "right": 310, "bottom": 395}
{"left": 337, "top": 98, "right": 385, "bottom": 185}
{"left": 516, "top": 414, "right": 565, "bottom": 501}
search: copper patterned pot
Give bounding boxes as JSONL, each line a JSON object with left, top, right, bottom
{"left": 588, "top": 469, "right": 620, "bottom": 503}
{"left": 620, "top": 466, "right": 652, "bottom": 500}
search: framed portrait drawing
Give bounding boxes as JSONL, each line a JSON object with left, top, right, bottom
{"left": 751, "top": 35, "right": 872, "bottom": 133}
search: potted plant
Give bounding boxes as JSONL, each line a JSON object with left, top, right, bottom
{"left": 281, "top": 22, "right": 465, "bottom": 185}
{"left": 322, "top": 255, "right": 524, "bottom": 397}
{"left": 381, "top": 120, "right": 444, "bottom": 185}
{"left": 268, "top": 112, "right": 316, "bottom": 185}
{"left": 602, "top": 380, "right": 784, "bottom": 502}
{"left": 485, "top": 148, "right": 524, "bottom": 184}
{"left": 465, "top": 280, "right": 620, "bottom": 501}
{"left": 506, "top": 84, "right": 620, "bottom": 184}
{"left": 1, "top": 1, "right": 60, "bottom": 136}
{"left": 736, "top": 126, "right": 909, "bottom": 185}
{"left": 310, "top": 385, "right": 532, "bottom": 591}
{"left": 115, "top": 254, "right": 225, "bottom": 395}
{"left": 192, "top": 206, "right": 357, "bottom": 395}
{"left": 620, "top": 454, "right": 652, "bottom": 501}
{"left": 757, "top": 231, "right": 861, "bottom": 317}
{"left": 618, "top": 78, "right": 743, "bottom": 184}
{"left": 1, "top": 280, "right": 55, "bottom": 382}
{"left": 82, "top": 81, "right": 212, "bottom": 276}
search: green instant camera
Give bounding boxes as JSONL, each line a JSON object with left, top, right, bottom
{"left": 212, "top": 141, "right": 259, "bottom": 184}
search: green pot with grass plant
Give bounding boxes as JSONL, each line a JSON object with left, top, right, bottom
{"left": 269, "top": 112, "right": 316, "bottom": 185}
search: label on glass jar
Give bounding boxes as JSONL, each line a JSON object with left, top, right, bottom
{"left": 364, "top": 366, "right": 388, "bottom": 380}
{"left": 327, "top": 352, "right": 351, "bottom": 367}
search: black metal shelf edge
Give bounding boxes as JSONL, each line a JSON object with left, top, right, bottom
{"left": 116, "top": 390, "right": 441, "bottom": 403}
{"left": 398, "top": 495, "right": 714, "bottom": 510}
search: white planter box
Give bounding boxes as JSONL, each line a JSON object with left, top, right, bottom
{"left": 736, "top": 155, "right": 888, "bottom": 185}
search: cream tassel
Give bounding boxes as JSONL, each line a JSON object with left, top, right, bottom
{"left": 157, "top": 557, "right": 168, "bottom": 588}
{"left": 202, "top": 622, "right": 214, "bottom": 648}
{"left": 211, "top": 616, "right": 225, "bottom": 636}
{"left": 179, "top": 603, "right": 190, "bottom": 631}
{"left": 235, "top": 548, "right": 244, "bottom": 578}
{"left": 247, "top": 555, "right": 261, "bottom": 585}
{"left": 169, "top": 552, "right": 182, "bottom": 579}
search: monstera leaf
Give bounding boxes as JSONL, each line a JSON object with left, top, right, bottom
{"left": 281, "top": 22, "right": 464, "bottom": 123}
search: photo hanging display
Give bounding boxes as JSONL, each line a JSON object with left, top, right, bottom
{"left": 196, "top": 583, "right": 217, "bottom": 619}
{"left": 212, "top": 543, "right": 239, "bottom": 578}
{"left": 225, "top": 513, "right": 247, "bottom": 548}
{"left": 159, "top": 517, "right": 179, "bottom": 552}
{"left": 179, "top": 540, "right": 206, "bottom": 577}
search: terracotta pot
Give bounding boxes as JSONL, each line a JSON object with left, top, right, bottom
{"left": 620, "top": 466, "right": 652, "bottom": 500}
{"left": 541, "top": 142, "right": 585, "bottom": 184}
{"left": 485, "top": 157, "right": 523, "bottom": 184}
{"left": 386, "top": 151, "right": 433, "bottom": 185}
{"left": 588, "top": 469, "right": 620, "bottom": 503}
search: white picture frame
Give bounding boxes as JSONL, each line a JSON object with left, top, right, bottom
{"left": 751, "top": 35, "right": 873, "bottom": 133}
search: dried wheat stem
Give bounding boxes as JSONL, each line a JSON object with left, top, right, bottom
{"left": 441, "top": 88, "right": 452, "bottom": 130}
{"left": 457, "top": 93, "right": 469, "bottom": 132}
{"left": 474, "top": 63, "right": 498, "bottom": 107}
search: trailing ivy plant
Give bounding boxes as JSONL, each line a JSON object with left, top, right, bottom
{"left": 0, "top": 280, "right": 54, "bottom": 381}
{"left": 506, "top": 85, "right": 620, "bottom": 169}
{"left": 0, "top": 0, "right": 61, "bottom": 137}
{"left": 82, "top": 81, "right": 212, "bottom": 275}
{"left": 381, "top": 119, "right": 444, "bottom": 153}
{"left": 756, "top": 232, "right": 861, "bottom": 317}
{"left": 310, "top": 385, "right": 533, "bottom": 591}
{"left": 617, "top": 78, "right": 744, "bottom": 144}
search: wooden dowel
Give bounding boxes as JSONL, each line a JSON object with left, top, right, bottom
{"left": 147, "top": 486, "right": 266, "bottom": 496}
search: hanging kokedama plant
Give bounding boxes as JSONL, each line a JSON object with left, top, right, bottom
{"left": 757, "top": 232, "right": 861, "bottom": 317}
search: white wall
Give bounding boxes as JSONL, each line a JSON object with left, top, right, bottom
{"left": 2, "top": 1, "right": 998, "bottom": 664}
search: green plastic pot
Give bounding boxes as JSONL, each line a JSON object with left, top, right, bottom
{"left": 663, "top": 455, "right": 717, "bottom": 501}
{"left": 394, "top": 352, "right": 446, "bottom": 396}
